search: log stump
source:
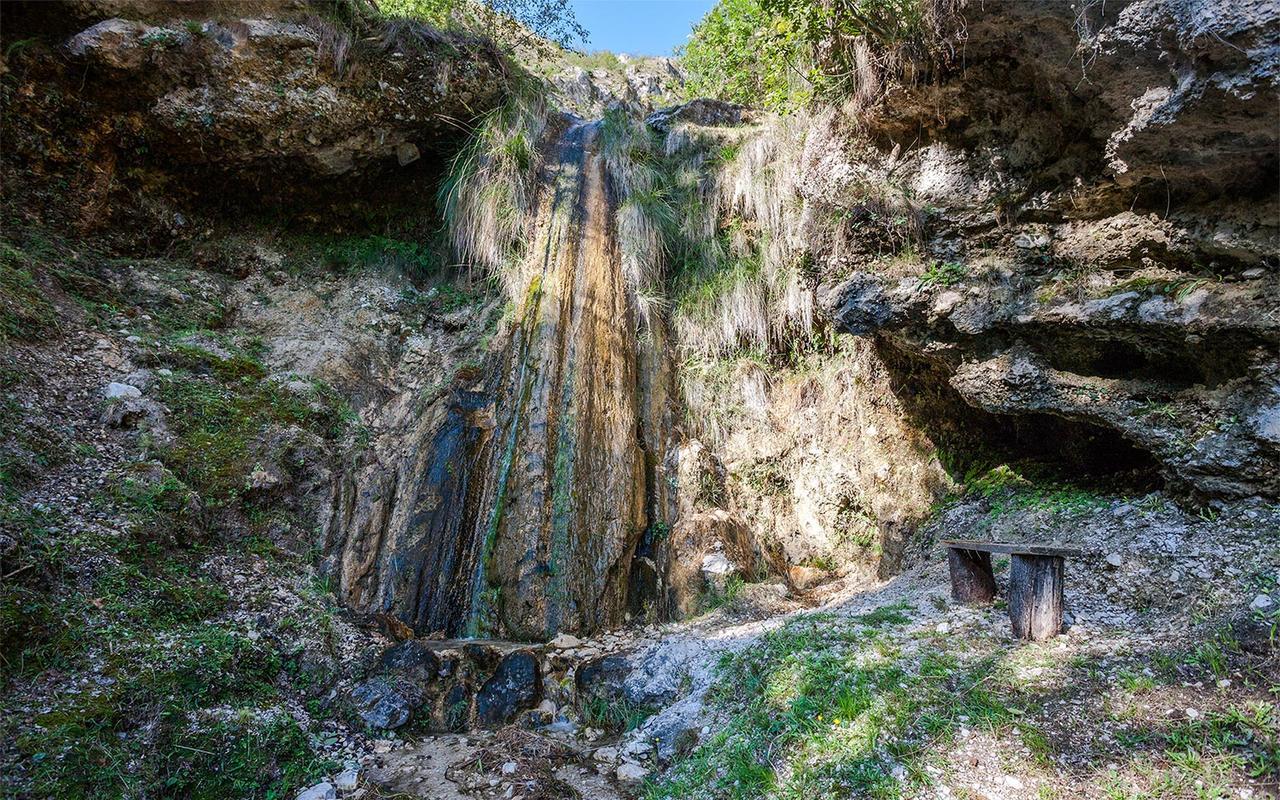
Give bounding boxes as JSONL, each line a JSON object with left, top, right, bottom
{"left": 947, "top": 548, "right": 997, "bottom": 604}
{"left": 1007, "top": 554, "right": 1065, "bottom": 641}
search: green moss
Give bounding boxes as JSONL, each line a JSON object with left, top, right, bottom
{"left": 0, "top": 241, "right": 60, "bottom": 341}
{"left": 154, "top": 363, "right": 350, "bottom": 503}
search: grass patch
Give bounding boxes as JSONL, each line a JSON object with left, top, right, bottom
{"left": 0, "top": 241, "right": 60, "bottom": 341}
{"left": 699, "top": 575, "right": 746, "bottom": 614}
{"left": 647, "top": 613, "right": 1049, "bottom": 800}
{"left": 581, "top": 695, "right": 658, "bottom": 734}
{"left": 17, "top": 632, "right": 333, "bottom": 800}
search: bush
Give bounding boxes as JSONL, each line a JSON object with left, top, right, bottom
{"left": 681, "top": 0, "right": 958, "bottom": 112}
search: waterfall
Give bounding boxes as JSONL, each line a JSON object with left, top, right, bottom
{"left": 326, "top": 112, "right": 675, "bottom": 642}
{"left": 466, "top": 119, "right": 652, "bottom": 640}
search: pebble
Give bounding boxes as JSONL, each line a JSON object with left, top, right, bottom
{"left": 593, "top": 747, "right": 619, "bottom": 763}
{"left": 334, "top": 764, "right": 360, "bottom": 791}
{"left": 549, "top": 632, "right": 584, "bottom": 649}
{"left": 1249, "top": 594, "right": 1274, "bottom": 611}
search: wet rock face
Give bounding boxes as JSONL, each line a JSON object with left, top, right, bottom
{"left": 58, "top": 12, "right": 505, "bottom": 180}
{"left": 458, "top": 122, "right": 656, "bottom": 640}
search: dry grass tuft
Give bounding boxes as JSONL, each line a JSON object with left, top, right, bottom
{"left": 438, "top": 71, "right": 549, "bottom": 294}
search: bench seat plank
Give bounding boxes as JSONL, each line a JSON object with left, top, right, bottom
{"left": 942, "top": 539, "right": 1083, "bottom": 558}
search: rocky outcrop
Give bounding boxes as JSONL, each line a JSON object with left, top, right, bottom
{"left": 61, "top": 14, "right": 505, "bottom": 177}
{"left": 645, "top": 98, "right": 752, "bottom": 133}
{"left": 863, "top": 0, "right": 1279, "bottom": 207}
{"left": 803, "top": 0, "right": 1279, "bottom": 501}
{"left": 551, "top": 55, "right": 684, "bottom": 115}
{"left": 820, "top": 272, "right": 1280, "bottom": 498}
{"left": 1, "top": 2, "right": 510, "bottom": 225}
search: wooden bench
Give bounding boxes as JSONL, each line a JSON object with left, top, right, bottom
{"left": 942, "top": 540, "right": 1083, "bottom": 641}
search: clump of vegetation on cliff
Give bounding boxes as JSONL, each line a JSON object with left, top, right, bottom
{"left": 438, "top": 71, "right": 549, "bottom": 293}
{"left": 0, "top": 223, "right": 369, "bottom": 798}
{"left": 680, "top": 0, "right": 964, "bottom": 112}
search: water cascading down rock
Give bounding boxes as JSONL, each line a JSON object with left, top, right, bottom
{"left": 327, "top": 117, "right": 672, "bottom": 641}
{"left": 470, "top": 120, "right": 653, "bottom": 639}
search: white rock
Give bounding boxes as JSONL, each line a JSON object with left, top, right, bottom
{"left": 1186, "top": 708, "right": 1200, "bottom": 719}
{"left": 501, "top": 761, "right": 518, "bottom": 775}
{"left": 593, "top": 747, "right": 619, "bottom": 763}
{"left": 103, "top": 382, "right": 141, "bottom": 399}
{"left": 297, "top": 782, "right": 336, "bottom": 800}
{"left": 1105, "top": 553, "right": 1124, "bottom": 568}
{"left": 549, "top": 632, "right": 584, "bottom": 649}
{"left": 334, "top": 767, "right": 359, "bottom": 791}
{"left": 700, "top": 552, "right": 733, "bottom": 575}
{"left": 1004, "top": 775, "right": 1024, "bottom": 789}
{"left": 615, "top": 761, "right": 650, "bottom": 787}
{"left": 1250, "top": 594, "right": 1274, "bottom": 611}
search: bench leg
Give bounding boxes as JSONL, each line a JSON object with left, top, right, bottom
{"left": 948, "top": 548, "right": 996, "bottom": 604}
{"left": 1008, "top": 554, "right": 1064, "bottom": 640}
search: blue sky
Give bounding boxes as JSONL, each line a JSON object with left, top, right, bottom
{"left": 569, "top": 0, "right": 718, "bottom": 56}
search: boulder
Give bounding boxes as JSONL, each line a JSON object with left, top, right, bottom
{"left": 474, "top": 649, "right": 540, "bottom": 726}
{"left": 103, "top": 381, "right": 141, "bottom": 399}
{"left": 350, "top": 678, "right": 412, "bottom": 730}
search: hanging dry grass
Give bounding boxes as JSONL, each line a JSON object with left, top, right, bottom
{"left": 664, "top": 112, "right": 816, "bottom": 362}
{"left": 438, "top": 71, "right": 548, "bottom": 295}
